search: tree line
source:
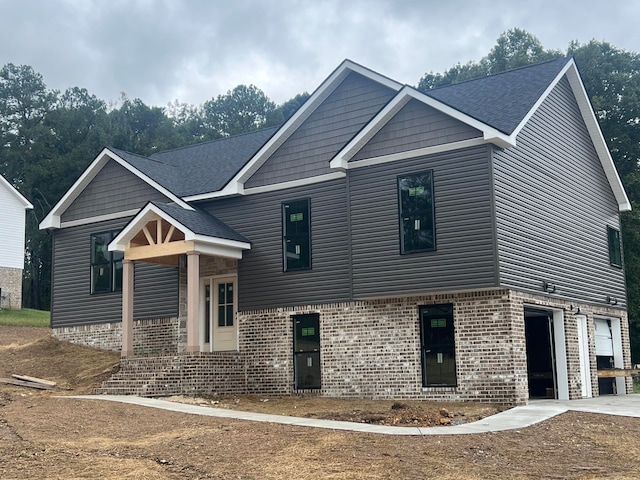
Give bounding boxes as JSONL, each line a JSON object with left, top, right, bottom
{"left": 1, "top": 28, "right": 639, "bottom": 361}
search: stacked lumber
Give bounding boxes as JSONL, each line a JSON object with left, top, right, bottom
{"left": 0, "top": 374, "right": 57, "bottom": 390}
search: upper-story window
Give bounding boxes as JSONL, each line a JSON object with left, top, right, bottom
{"left": 607, "top": 226, "right": 622, "bottom": 267}
{"left": 282, "top": 199, "right": 311, "bottom": 271}
{"left": 398, "top": 171, "right": 436, "bottom": 254}
{"left": 90, "top": 231, "right": 123, "bottom": 293}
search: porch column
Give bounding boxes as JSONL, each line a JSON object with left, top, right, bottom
{"left": 121, "top": 259, "right": 135, "bottom": 357}
{"left": 186, "top": 251, "right": 200, "bottom": 353}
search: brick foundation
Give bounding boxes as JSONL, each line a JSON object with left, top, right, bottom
{"left": 52, "top": 317, "right": 180, "bottom": 355}
{"left": 0, "top": 266, "right": 23, "bottom": 309}
{"left": 56, "top": 287, "right": 630, "bottom": 405}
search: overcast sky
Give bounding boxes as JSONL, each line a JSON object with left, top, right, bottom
{"left": 0, "top": 0, "right": 638, "bottom": 108}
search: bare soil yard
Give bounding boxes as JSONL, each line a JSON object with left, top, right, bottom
{"left": 1, "top": 325, "right": 639, "bottom": 479}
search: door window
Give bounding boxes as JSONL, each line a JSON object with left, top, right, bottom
{"left": 420, "top": 304, "right": 456, "bottom": 387}
{"left": 293, "top": 313, "right": 320, "bottom": 389}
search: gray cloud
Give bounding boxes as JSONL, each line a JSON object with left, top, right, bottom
{"left": 0, "top": 0, "right": 638, "bottom": 108}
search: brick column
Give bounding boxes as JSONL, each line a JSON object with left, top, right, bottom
{"left": 186, "top": 251, "right": 200, "bottom": 353}
{"left": 121, "top": 259, "right": 135, "bottom": 357}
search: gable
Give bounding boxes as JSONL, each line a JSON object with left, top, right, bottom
{"left": 61, "top": 159, "right": 172, "bottom": 224}
{"left": 351, "top": 98, "right": 482, "bottom": 162}
{"left": 0, "top": 176, "right": 31, "bottom": 269}
{"left": 243, "top": 71, "right": 397, "bottom": 189}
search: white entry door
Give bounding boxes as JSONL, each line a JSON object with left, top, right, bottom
{"left": 201, "top": 276, "right": 238, "bottom": 352}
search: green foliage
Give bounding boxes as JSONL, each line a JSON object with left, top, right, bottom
{"left": 417, "top": 28, "right": 563, "bottom": 91}
{"left": 202, "top": 84, "right": 277, "bottom": 137}
{"left": 0, "top": 308, "right": 50, "bottom": 327}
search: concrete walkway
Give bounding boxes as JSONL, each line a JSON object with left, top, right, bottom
{"left": 63, "top": 394, "right": 640, "bottom": 436}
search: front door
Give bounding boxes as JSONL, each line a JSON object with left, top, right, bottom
{"left": 201, "top": 276, "right": 238, "bottom": 352}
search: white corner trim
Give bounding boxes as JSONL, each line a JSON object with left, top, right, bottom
{"left": 564, "top": 61, "right": 631, "bottom": 212}
{"left": 183, "top": 181, "right": 244, "bottom": 202}
{"left": 346, "top": 138, "right": 488, "bottom": 169}
{"left": 59, "top": 209, "right": 141, "bottom": 229}
{"left": 0, "top": 174, "right": 33, "bottom": 209}
{"left": 242, "top": 172, "right": 346, "bottom": 195}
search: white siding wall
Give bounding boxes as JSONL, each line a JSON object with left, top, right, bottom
{"left": 0, "top": 183, "right": 28, "bottom": 269}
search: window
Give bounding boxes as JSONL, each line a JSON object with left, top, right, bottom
{"left": 607, "top": 226, "right": 622, "bottom": 267}
{"left": 90, "top": 231, "right": 123, "bottom": 293}
{"left": 419, "top": 304, "right": 456, "bottom": 387}
{"left": 282, "top": 199, "right": 311, "bottom": 271}
{"left": 293, "top": 313, "right": 321, "bottom": 389}
{"left": 398, "top": 171, "right": 435, "bottom": 254}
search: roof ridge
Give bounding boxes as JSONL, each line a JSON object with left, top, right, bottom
{"left": 149, "top": 125, "right": 281, "bottom": 158}
{"left": 426, "top": 56, "right": 571, "bottom": 92}
{"left": 108, "top": 147, "right": 176, "bottom": 167}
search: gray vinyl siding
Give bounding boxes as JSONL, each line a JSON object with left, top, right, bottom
{"left": 51, "top": 218, "right": 179, "bottom": 328}
{"left": 244, "top": 72, "right": 396, "bottom": 188}
{"left": 351, "top": 99, "right": 482, "bottom": 161}
{"left": 349, "top": 144, "right": 497, "bottom": 298}
{"left": 200, "top": 179, "right": 350, "bottom": 310}
{"left": 62, "top": 160, "right": 170, "bottom": 222}
{"left": 493, "top": 76, "right": 626, "bottom": 306}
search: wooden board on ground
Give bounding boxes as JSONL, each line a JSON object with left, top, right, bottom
{"left": 0, "top": 378, "right": 55, "bottom": 390}
{"left": 11, "top": 374, "right": 57, "bottom": 387}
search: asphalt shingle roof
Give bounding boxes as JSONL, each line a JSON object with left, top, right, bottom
{"left": 424, "top": 57, "right": 571, "bottom": 135}
{"left": 151, "top": 202, "right": 250, "bottom": 244}
{"left": 110, "top": 58, "right": 572, "bottom": 199}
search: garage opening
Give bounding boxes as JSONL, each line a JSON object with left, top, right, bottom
{"left": 525, "top": 308, "right": 557, "bottom": 398}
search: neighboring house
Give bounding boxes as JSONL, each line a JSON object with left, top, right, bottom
{"left": 0, "top": 174, "right": 33, "bottom": 309}
{"left": 40, "top": 58, "right": 633, "bottom": 404}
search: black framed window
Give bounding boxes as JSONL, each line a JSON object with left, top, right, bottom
{"left": 419, "top": 304, "right": 457, "bottom": 387}
{"left": 90, "top": 231, "right": 123, "bottom": 294}
{"left": 607, "top": 226, "right": 622, "bottom": 267}
{"left": 282, "top": 198, "right": 311, "bottom": 271}
{"left": 398, "top": 171, "right": 435, "bottom": 254}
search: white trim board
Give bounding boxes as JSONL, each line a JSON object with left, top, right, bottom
{"left": 39, "top": 148, "right": 193, "bottom": 230}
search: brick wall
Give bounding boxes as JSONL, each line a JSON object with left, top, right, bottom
{"left": 239, "top": 289, "right": 530, "bottom": 404}
{"left": 0, "top": 266, "right": 23, "bottom": 309}
{"left": 52, "top": 317, "right": 180, "bottom": 354}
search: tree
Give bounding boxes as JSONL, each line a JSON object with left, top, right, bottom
{"left": 418, "top": 29, "right": 562, "bottom": 91}
{"left": 202, "top": 84, "right": 277, "bottom": 137}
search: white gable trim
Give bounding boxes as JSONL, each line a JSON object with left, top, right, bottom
{"left": 0, "top": 174, "right": 33, "bottom": 210}
{"left": 60, "top": 209, "right": 141, "bottom": 229}
{"left": 346, "top": 138, "right": 488, "bottom": 170}
{"left": 185, "top": 60, "right": 403, "bottom": 202}
{"left": 564, "top": 61, "right": 631, "bottom": 212}
{"left": 243, "top": 172, "right": 346, "bottom": 195}
{"left": 109, "top": 202, "right": 250, "bottom": 254}
{"left": 39, "top": 148, "right": 193, "bottom": 230}
{"left": 329, "top": 86, "right": 513, "bottom": 171}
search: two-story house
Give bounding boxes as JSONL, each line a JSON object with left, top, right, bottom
{"left": 40, "top": 58, "right": 632, "bottom": 404}
{"left": 0, "top": 174, "right": 33, "bottom": 309}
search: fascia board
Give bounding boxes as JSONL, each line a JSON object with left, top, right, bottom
{"left": 564, "top": 61, "right": 631, "bottom": 212}
{"left": 0, "top": 175, "right": 33, "bottom": 210}
{"left": 40, "top": 148, "right": 194, "bottom": 230}
{"left": 330, "top": 87, "right": 513, "bottom": 170}
{"left": 192, "top": 60, "right": 404, "bottom": 202}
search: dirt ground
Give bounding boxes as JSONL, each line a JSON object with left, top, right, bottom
{"left": 1, "top": 326, "right": 640, "bottom": 479}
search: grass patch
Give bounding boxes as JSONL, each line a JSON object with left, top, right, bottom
{"left": 634, "top": 377, "right": 640, "bottom": 394}
{"left": 0, "top": 308, "right": 50, "bottom": 327}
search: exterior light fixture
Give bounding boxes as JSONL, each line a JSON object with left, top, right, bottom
{"left": 542, "top": 281, "right": 556, "bottom": 293}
